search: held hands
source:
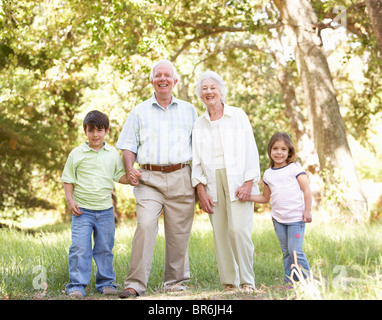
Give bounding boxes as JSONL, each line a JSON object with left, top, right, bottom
{"left": 127, "top": 168, "right": 142, "bottom": 186}
{"left": 235, "top": 180, "right": 253, "bottom": 201}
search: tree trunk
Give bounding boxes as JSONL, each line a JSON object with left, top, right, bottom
{"left": 270, "top": 34, "right": 318, "bottom": 173}
{"left": 273, "top": 0, "right": 367, "bottom": 220}
{"left": 366, "top": 0, "right": 382, "bottom": 57}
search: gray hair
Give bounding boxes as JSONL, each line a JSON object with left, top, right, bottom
{"left": 149, "top": 59, "right": 179, "bottom": 82}
{"left": 195, "top": 70, "right": 227, "bottom": 103}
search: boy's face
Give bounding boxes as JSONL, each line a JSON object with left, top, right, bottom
{"left": 84, "top": 126, "right": 109, "bottom": 151}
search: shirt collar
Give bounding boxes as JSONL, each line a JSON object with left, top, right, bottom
{"left": 200, "top": 103, "right": 234, "bottom": 122}
{"left": 151, "top": 93, "right": 178, "bottom": 110}
{"left": 81, "top": 141, "right": 111, "bottom": 152}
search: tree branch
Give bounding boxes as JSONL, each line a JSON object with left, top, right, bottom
{"left": 170, "top": 20, "right": 281, "bottom": 61}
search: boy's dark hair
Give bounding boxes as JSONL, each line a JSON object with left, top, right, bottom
{"left": 83, "top": 110, "right": 109, "bottom": 131}
{"left": 267, "top": 132, "right": 296, "bottom": 168}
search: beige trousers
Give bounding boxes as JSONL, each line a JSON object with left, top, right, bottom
{"left": 124, "top": 165, "right": 195, "bottom": 295}
{"left": 209, "top": 168, "right": 255, "bottom": 288}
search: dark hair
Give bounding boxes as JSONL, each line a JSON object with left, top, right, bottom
{"left": 83, "top": 110, "right": 109, "bottom": 131}
{"left": 267, "top": 132, "right": 296, "bottom": 168}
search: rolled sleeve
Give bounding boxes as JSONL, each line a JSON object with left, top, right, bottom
{"left": 191, "top": 125, "right": 208, "bottom": 187}
{"left": 116, "top": 109, "right": 139, "bottom": 152}
{"left": 243, "top": 112, "right": 260, "bottom": 184}
{"left": 61, "top": 152, "right": 76, "bottom": 184}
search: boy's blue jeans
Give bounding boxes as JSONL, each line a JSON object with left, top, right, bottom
{"left": 65, "top": 207, "right": 116, "bottom": 296}
{"left": 272, "top": 218, "right": 310, "bottom": 283}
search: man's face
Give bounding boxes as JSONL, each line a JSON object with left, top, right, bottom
{"left": 151, "top": 63, "right": 178, "bottom": 96}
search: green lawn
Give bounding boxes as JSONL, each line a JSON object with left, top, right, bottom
{"left": 1, "top": 213, "right": 381, "bottom": 300}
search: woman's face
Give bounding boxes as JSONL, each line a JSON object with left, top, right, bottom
{"left": 200, "top": 79, "right": 222, "bottom": 108}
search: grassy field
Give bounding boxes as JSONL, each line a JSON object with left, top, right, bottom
{"left": 1, "top": 212, "right": 381, "bottom": 300}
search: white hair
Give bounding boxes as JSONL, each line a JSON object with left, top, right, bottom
{"left": 149, "top": 59, "right": 179, "bottom": 82}
{"left": 195, "top": 70, "right": 226, "bottom": 103}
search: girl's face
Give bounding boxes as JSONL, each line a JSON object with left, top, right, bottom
{"left": 270, "top": 140, "right": 289, "bottom": 168}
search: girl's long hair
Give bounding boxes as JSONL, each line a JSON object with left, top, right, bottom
{"left": 267, "top": 132, "right": 296, "bottom": 168}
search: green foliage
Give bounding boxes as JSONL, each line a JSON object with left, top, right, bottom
{"left": 1, "top": 0, "right": 381, "bottom": 221}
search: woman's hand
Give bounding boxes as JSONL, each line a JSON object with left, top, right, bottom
{"left": 196, "top": 183, "right": 215, "bottom": 214}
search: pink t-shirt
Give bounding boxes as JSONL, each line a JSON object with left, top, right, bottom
{"left": 263, "top": 162, "right": 306, "bottom": 223}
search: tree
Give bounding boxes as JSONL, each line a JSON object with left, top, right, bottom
{"left": 1, "top": 0, "right": 377, "bottom": 222}
{"left": 366, "top": 0, "right": 382, "bottom": 56}
{"left": 273, "top": 0, "right": 367, "bottom": 219}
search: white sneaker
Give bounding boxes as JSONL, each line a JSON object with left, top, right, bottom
{"left": 165, "top": 282, "right": 187, "bottom": 292}
{"left": 241, "top": 285, "right": 256, "bottom": 293}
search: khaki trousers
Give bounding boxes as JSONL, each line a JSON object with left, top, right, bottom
{"left": 125, "top": 165, "right": 195, "bottom": 295}
{"left": 209, "top": 168, "right": 255, "bottom": 288}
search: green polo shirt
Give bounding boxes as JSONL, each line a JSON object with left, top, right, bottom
{"left": 61, "top": 141, "right": 126, "bottom": 210}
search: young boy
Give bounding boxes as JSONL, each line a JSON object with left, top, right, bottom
{"left": 61, "top": 110, "right": 129, "bottom": 298}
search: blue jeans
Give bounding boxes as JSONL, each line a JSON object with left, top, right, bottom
{"left": 65, "top": 207, "right": 116, "bottom": 296}
{"left": 272, "top": 218, "right": 310, "bottom": 283}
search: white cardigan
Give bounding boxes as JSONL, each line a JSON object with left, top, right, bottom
{"left": 191, "top": 105, "right": 261, "bottom": 202}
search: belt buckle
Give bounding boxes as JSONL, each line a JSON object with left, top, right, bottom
{"left": 161, "top": 166, "right": 165, "bottom": 173}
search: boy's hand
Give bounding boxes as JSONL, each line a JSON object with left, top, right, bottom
{"left": 68, "top": 199, "right": 82, "bottom": 216}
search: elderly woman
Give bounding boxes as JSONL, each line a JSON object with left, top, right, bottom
{"left": 192, "top": 71, "right": 261, "bottom": 292}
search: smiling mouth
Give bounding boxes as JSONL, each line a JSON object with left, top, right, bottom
{"left": 158, "top": 84, "right": 168, "bottom": 87}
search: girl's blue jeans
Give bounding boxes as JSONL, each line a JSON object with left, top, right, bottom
{"left": 272, "top": 218, "right": 310, "bottom": 283}
{"left": 65, "top": 207, "right": 116, "bottom": 296}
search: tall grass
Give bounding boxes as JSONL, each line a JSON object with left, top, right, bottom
{"left": 1, "top": 213, "right": 381, "bottom": 299}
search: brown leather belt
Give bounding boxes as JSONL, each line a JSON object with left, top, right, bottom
{"left": 141, "top": 163, "right": 188, "bottom": 173}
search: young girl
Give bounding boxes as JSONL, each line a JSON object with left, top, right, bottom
{"left": 249, "top": 132, "right": 312, "bottom": 284}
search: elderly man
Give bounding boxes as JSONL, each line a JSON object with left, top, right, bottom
{"left": 116, "top": 59, "right": 198, "bottom": 298}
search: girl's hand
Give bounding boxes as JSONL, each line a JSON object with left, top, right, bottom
{"left": 303, "top": 211, "right": 312, "bottom": 223}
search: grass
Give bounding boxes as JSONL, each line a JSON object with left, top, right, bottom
{"left": 1, "top": 212, "right": 382, "bottom": 300}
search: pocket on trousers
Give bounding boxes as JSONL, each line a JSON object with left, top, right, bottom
{"left": 167, "top": 166, "right": 194, "bottom": 198}
{"left": 139, "top": 169, "right": 151, "bottom": 184}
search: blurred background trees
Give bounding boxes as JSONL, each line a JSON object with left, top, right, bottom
{"left": 1, "top": 0, "right": 381, "bottom": 224}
